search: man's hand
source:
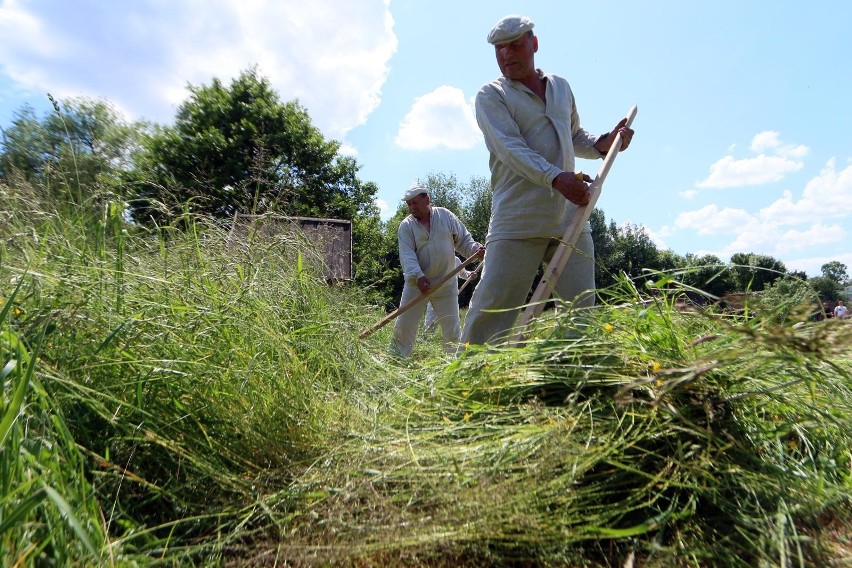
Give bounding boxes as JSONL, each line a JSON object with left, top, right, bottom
{"left": 552, "top": 171, "right": 592, "bottom": 205}
{"left": 594, "top": 117, "right": 635, "bottom": 155}
{"left": 417, "top": 276, "right": 431, "bottom": 294}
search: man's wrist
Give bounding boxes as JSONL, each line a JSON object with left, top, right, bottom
{"left": 596, "top": 133, "right": 609, "bottom": 158}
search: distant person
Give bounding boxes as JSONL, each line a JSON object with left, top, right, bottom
{"left": 461, "top": 14, "right": 635, "bottom": 346}
{"left": 835, "top": 300, "right": 848, "bottom": 319}
{"left": 391, "top": 183, "right": 484, "bottom": 357}
{"left": 424, "top": 258, "right": 477, "bottom": 334}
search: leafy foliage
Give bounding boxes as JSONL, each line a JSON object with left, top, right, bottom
{"left": 129, "top": 67, "right": 378, "bottom": 225}
{"left": 592, "top": 209, "right": 671, "bottom": 289}
{"left": 730, "top": 252, "right": 787, "bottom": 292}
{"left": 821, "top": 260, "right": 849, "bottom": 284}
{"left": 2, "top": 145, "right": 850, "bottom": 566}
{"left": 0, "top": 96, "right": 148, "bottom": 208}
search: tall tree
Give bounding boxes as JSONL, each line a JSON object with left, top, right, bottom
{"left": 680, "top": 253, "right": 735, "bottom": 298}
{"left": 729, "top": 252, "right": 787, "bottom": 292}
{"left": 129, "top": 67, "right": 377, "bottom": 225}
{"left": 757, "top": 275, "right": 823, "bottom": 323}
{"left": 804, "top": 275, "right": 845, "bottom": 304}
{"left": 611, "top": 222, "right": 662, "bottom": 284}
{"left": 422, "top": 171, "right": 464, "bottom": 215}
{"left": 591, "top": 210, "right": 666, "bottom": 289}
{"left": 590, "top": 208, "right": 617, "bottom": 289}
{"left": 459, "top": 175, "right": 492, "bottom": 244}
{"left": 1, "top": 97, "right": 147, "bottom": 205}
{"left": 820, "top": 261, "right": 848, "bottom": 285}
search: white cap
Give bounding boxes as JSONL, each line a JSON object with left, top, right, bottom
{"left": 402, "top": 182, "right": 430, "bottom": 201}
{"left": 487, "top": 14, "right": 534, "bottom": 45}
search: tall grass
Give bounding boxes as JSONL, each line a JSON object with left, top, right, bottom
{"left": 274, "top": 278, "right": 852, "bottom": 566}
{"left": 2, "top": 267, "right": 106, "bottom": 565}
{"left": 1, "top": 178, "right": 387, "bottom": 563}
{"left": 1, "top": 175, "right": 850, "bottom": 566}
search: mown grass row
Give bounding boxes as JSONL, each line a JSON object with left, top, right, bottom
{"left": 2, "top": 178, "right": 851, "bottom": 566}
{"left": 280, "top": 279, "right": 851, "bottom": 566}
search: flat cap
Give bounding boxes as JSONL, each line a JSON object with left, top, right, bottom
{"left": 486, "top": 14, "right": 534, "bottom": 45}
{"left": 402, "top": 182, "right": 430, "bottom": 201}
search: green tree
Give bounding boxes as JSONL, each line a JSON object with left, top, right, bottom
{"left": 126, "top": 67, "right": 385, "bottom": 297}
{"left": 417, "top": 171, "right": 490, "bottom": 244}
{"left": 757, "top": 275, "right": 822, "bottom": 323}
{"left": 130, "top": 67, "right": 377, "bottom": 225}
{"left": 680, "top": 253, "right": 735, "bottom": 298}
{"left": 591, "top": 211, "right": 664, "bottom": 289}
{"left": 422, "top": 171, "right": 464, "bottom": 215}
{"left": 820, "top": 261, "right": 848, "bottom": 284}
{"left": 458, "top": 175, "right": 491, "bottom": 244}
{"left": 729, "top": 252, "right": 787, "bottom": 292}
{"left": 1, "top": 97, "right": 147, "bottom": 205}
{"left": 351, "top": 207, "right": 398, "bottom": 307}
{"left": 807, "top": 276, "right": 845, "bottom": 303}
{"left": 613, "top": 222, "right": 662, "bottom": 284}
{"left": 590, "top": 208, "right": 617, "bottom": 288}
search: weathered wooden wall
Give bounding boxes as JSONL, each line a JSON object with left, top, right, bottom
{"left": 230, "top": 214, "right": 352, "bottom": 283}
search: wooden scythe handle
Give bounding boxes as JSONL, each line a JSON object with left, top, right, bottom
{"left": 359, "top": 250, "right": 481, "bottom": 339}
{"left": 512, "top": 105, "right": 638, "bottom": 344}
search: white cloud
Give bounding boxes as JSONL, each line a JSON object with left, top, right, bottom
{"left": 717, "top": 221, "right": 847, "bottom": 260}
{"left": 759, "top": 158, "right": 852, "bottom": 224}
{"left": 0, "top": 0, "right": 397, "bottom": 139}
{"left": 642, "top": 226, "right": 669, "bottom": 250}
{"left": 775, "top": 224, "right": 846, "bottom": 252}
{"left": 697, "top": 131, "right": 808, "bottom": 188}
{"left": 395, "top": 86, "right": 481, "bottom": 151}
{"left": 697, "top": 154, "right": 803, "bottom": 188}
{"left": 714, "top": 221, "right": 845, "bottom": 257}
{"left": 338, "top": 142, "right": 358, "bottom": 157}
{"left": 375, "top": 198, "right": 390, "bottom": 219}
{"left": 750, "top": 130, "right": 808, "bottom": 158}
{"left": 674, "top": 204, "right": 757, "bottom": 235}
{"left": 0, "top": 0, "right": 69, "bottom": 60}
{"left": 785, "top": 251, "right": 852, "bottom": 277}
{"left": 664, "top": 157, "right": 852, "bottom": 271}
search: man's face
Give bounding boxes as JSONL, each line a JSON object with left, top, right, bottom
{"left": 405, "top": 193, "right": 431, "bottom": 219}
{"left": 494, "top": 32, "right": 537, "bottom": 80}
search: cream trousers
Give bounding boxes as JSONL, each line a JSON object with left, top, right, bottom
{"left": 391, "top": 286, "right": 461, "bottom": 357}
{"left": 461, "top": 232, "right": 595, "bottom": 346}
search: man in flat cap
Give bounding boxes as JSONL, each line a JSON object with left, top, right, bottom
{"left": 461, "top": 14, "right": 634, "bottom": 346}
{"left": 391, "top": 182, "right": 484, "bottom": 357}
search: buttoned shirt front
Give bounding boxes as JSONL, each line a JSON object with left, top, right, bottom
{"left": 475, "top": 70, "right": 601, "bottom": 243}
{"left": 397, "top": 206, "right": 481, "bottom": 296}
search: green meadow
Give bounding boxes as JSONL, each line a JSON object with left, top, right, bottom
{"left": 1, "top": 179, "right": 850, "bottom": 566}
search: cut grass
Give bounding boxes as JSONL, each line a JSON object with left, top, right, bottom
{"left": 2, "top": 178, "right": 850, "bottom": 566}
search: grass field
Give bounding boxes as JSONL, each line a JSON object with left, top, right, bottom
{"left": 2, "top": 180, "right": 850, "bottom": 566}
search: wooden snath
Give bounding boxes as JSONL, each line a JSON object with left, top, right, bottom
{"left": 359, "top": 250, "right": 481, "bottom": 339}
{"left": 512, "top": 105, "right": 638, "bottom": 345}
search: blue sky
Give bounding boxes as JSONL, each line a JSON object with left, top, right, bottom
{"left": 2, "top": 0, "right": 850, "bottom": 276}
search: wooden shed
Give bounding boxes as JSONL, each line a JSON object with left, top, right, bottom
{"left": 229, "top": 214, "right": 352, "bottom": 283}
